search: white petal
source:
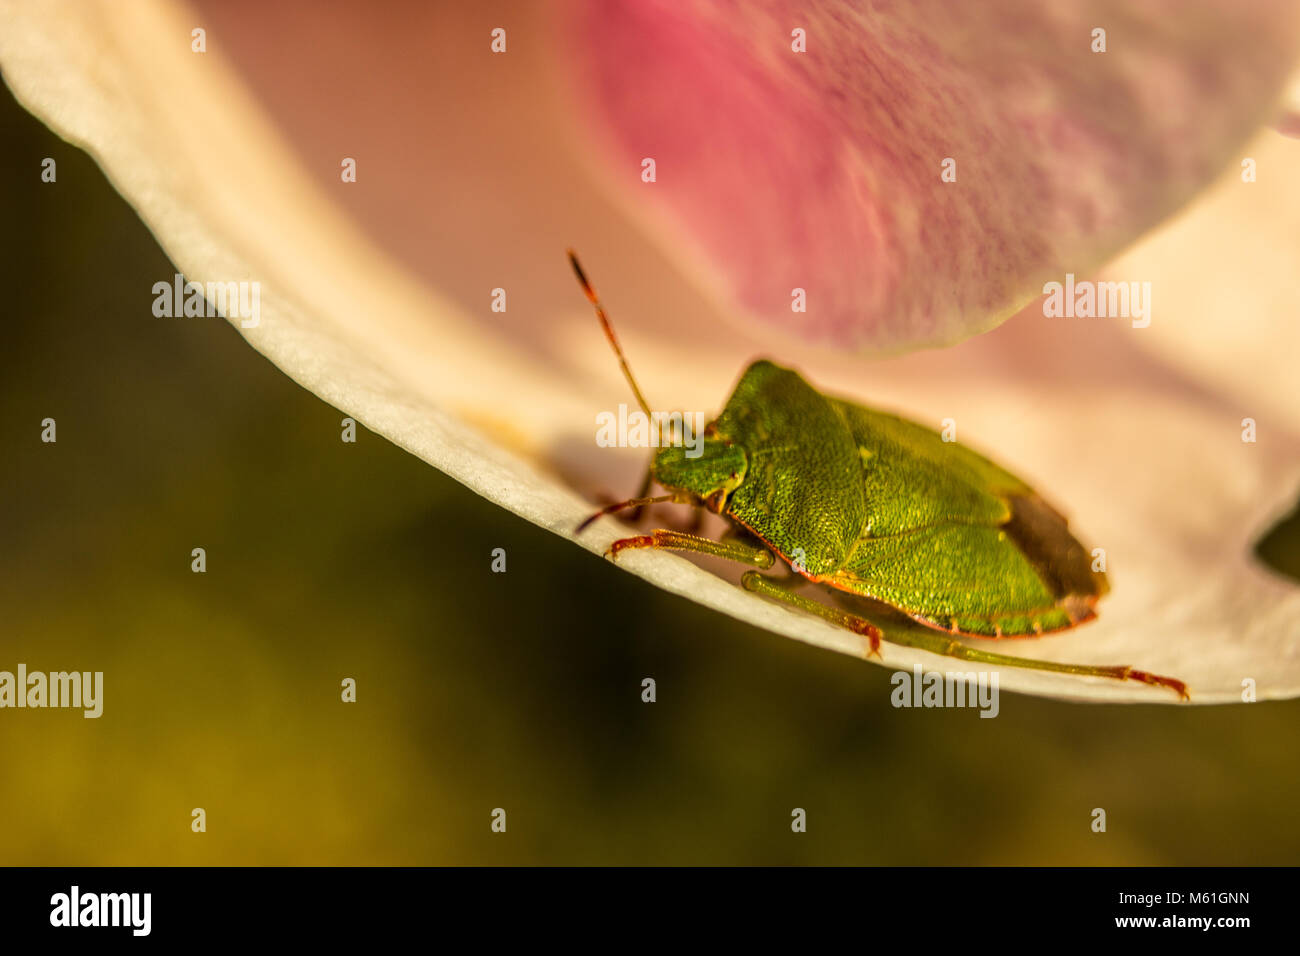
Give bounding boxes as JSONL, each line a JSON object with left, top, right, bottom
{"left": 1104, "top": 121, "right": 1300, "bottom": 431}
{"left": 3, "top": 0, "right": 1297, "bottom": 703}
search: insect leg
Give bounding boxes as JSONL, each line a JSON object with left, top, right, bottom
{"left": 625, "top": 463, "right": 655, "bottom": 523}
{"left": 879, "top": 626, "right": 1189, "bottom": 699}
{"left": 683, "top": 506, "right": 707, "bottom": 535}
{"left": 610, "top": 530, "right": 775, "bottom": 569}
{"left": 741, "top": 571, "right": 882, "bottom": 656}
{"left": 576, "top": 492, "right": 690, "bottom": 534}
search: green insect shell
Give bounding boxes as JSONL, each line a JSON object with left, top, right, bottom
{"left": 651, "top": 360, "right": 1107, "bottom": 638}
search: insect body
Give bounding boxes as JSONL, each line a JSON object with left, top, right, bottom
{"left": 568, "top": 252, "right": 1187, "bottom": 699}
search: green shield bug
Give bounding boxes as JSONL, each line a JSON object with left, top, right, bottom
{"left": 569, "top": 252, "right": 1188, "bottom": 700}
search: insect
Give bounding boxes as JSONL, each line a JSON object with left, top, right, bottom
{"left": 567, "top": 251, "right": 1188, "bottom": 699}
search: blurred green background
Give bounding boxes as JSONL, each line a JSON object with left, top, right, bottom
{"left": 2, "top": 81, "right": 1299, "bottom": 866}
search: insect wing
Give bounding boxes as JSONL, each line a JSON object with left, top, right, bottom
{"left": 825, "top": 400, "right": 1105, "bottom": 636}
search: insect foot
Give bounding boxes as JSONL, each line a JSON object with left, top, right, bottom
{"left": 607, "top": 535, "right": 656, "bottom": 561}
{"left": 1104, "top": 667, "right": 1190, "bottom": 701}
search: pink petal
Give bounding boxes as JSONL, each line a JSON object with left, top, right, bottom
{"left": 563, "top": 0, "right": 1300, "bottom": 350}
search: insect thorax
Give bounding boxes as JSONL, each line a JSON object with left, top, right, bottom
{"left": 652, "top": 439, "right": 747, "bottom": 509}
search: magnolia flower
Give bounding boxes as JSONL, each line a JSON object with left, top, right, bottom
{"left": 3, "top": 0, "right": 1298, "bottom": 703}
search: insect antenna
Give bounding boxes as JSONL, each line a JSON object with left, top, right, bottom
{"left": 575, "top": 492, "right": 687, "bottom": 534}
{"left": 567, "top": 250, "right": 657, "bottom": 426}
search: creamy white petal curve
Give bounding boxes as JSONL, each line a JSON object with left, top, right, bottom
{"left": 3, "top": 0, "right": 1298, "bottom": 703}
